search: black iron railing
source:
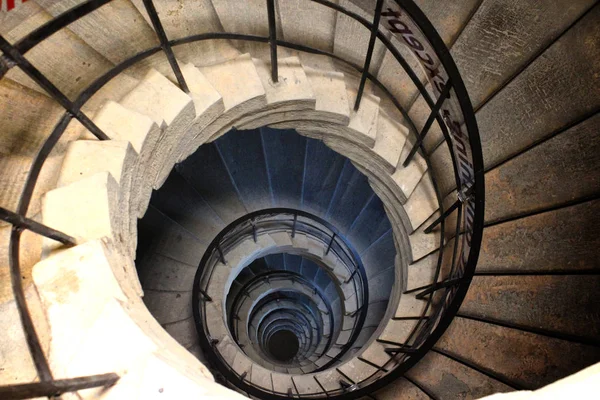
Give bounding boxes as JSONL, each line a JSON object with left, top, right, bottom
{"left": 229, "top": 272, "right": 333, "bottom": 369}
{"left": 193, "top": 209, "right": 369, "bottom": 382}
{"left": 0, "top": 0, "right": 484, "bottom": 399}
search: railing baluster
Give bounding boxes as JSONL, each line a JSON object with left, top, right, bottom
{"left": 291, "top": 376, "right": 300, "bottom": 397}
{"left": 357, "top": 357, "right": 388, "bottom": 372}
{"left": 266, "top": 0, "right": 278, "bottom": 83}
{"left": 0, "top": 36, "right": 109, "bottom": 140}
{"left": 403, "top": 79, "right": 453, "bottom": 167}
{"left": 415, "top": 277, "right": 463, "bottom": 300}
{"left": 344, "top": 268, "right": 358, "bottom": 284}
{"left": 198, "top": 288, "right": 213, "bottom": 302}
{"left": 325, "top": 233, "right": 336, "bottom": 255}
{"left": 142, "top": 0, "right": 189, "bottom": 93}
{"left": 313, "top": 376, "right": 329, "bottom": 397}
{"left": 337, "top": 368, "right": 356, "bottom": 388}
{"left": 424, "top": 182, "right": 473, "bottom": 234}
{"left": 291, "top": 213, "right": 298, "bottom": 238}
{"left": 217, "top": 245, "right": 227, "bottom": 265}
{"left": 431, "top": 347, "right": 525, "bottom": 390}
{"left": 9, "top": 229, "right": 53, "bottom": 382}
{"left": 15, "top": 0, "right": 113, "bottom": 55}
{"left": 424, "top": 199, "right": 460, "bottom": 234}
{"left": 392, "top": 316, "right": 429, "bottom": 321}
{"left": 354, "top": 0, "right": 384, "bottom": 110}
{"left": 0, "top": 373, "right": 119, "bottom": 400}
{"left": 0, "top": 207, "right": 76, "bottom": 246}
{"left": 384, "top": 347, "right": 417, "bottom": 355}
{"left": 251, "top": 219, "right": 258, "bottom": 243}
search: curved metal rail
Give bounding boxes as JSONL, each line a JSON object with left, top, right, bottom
{"left": 0, "top": 0, "right": 484, "bottom": 398}
{"left": 193, "top": 208, "right": 369, "bottom": 384}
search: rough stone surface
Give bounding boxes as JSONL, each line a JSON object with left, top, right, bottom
{"left": 437, "top": 317, "right": 600, "bottom": 389}
{"left": 478, "top": 199, "right": 600, "bottom": 274}
{"left": 406, "top": 350, "right": 513, "bottom": 399}
{"left": 452, "top": 0, "right": 595, "bottom": 108}
{"left": 42, "top": 172, "right": 122, "bottom": 254}
{"left": 374, "top": 376, "right": 430, "bottom": 399}
{"left": 404, "top": 174, "right": 438, "bottom": 230}
{"left": 90, "top": 100, "right": 162, "bottom": 221}
{"left": 484, "top": 113, "right": 600, "bottom": 223}
{"left": 0, "top": 80, "right": 73, "bottom": 221}
{"left": 476, "top": 6, "right": 600, "bottom": 169}
{"left": 1, "top": 2, "right": 113, "bottom": 99}
{"left": 129, "top": 0, "right": 241, "bottom": 67}
{"left": 168, "top": 63, "right": 225, "bottom": 173}
{"left": 462, "top": 275, "right": 600, "bottom": 340}
{"left": 57, "top": 140, "right": 138, "bottom": 253}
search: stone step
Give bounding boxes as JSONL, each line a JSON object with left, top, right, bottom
{"left": 32, "top": 239, "right": 139, "bottom": 372}
{"left": 406, "top": 253, "right": 438, "bottom": 292}
{"left": 32, "top": 237, "right": 228, "bottom": 398}
{"left": 408, "top": 211, "right": 441, "bottom": 262}
{"left": 138, "top": 253, "right": 196, "bottom": 292}
{"left": 404, "top": 173, "right": 438, "bottom": 231}
{"left": 137, "top": 206, "right": 206, "bottom": 266}
{"left": 291, "top": 232, "right": 309, "bottom": 251}
{"left": 303, "top": 65, "right": 351, "bottom": 126}
{"left": 279, "top": 0, "right": 337, "bottom": 57}
{"left": 379, "top": 317, "right": 420, "bottom": 346}
{"left": 325, "top": 137, "right": 408, "bottom": 208}
{"left": 345, "top": 86, "right": 380, "bottom": 148}
{"left": 374, "top": 376, "right": 430, "bottom": 400}
{"left": 185, "top": 53, "right": 267, "bottom": 150}
{"left": 87, "top": 101, "right": 162, "bottom": 250}
{"left": 57, "top": 140, "right": 138, "bottom": 255}
{"left": 269, "top": 231, "right": 294, "bottom": 248}
{"left": 437, "top": 316, "right": 600, "bottom": 390}
{"left": 41, "top": 172, "right": 121, "bottom": 254}
{"left": 305, "top": 236, "right": 325, "bottom": 259}
{"left": 0, "top": 80, "right": 66, "bottom": 221}
{"left": 374, "top": 109, "right": 408, "bottom": 174}
{"left": 163, "top": 316, "right": 197, "bottom": 350}
{"left": 144, "top": 289, "right": 193, "bottom": 326}
{"left": 120, "top": 68, "right": 195, "bottom": 189}
{"left": 462, "top": 274, "right": 600, "bottom": 341}
{"left": 475, "top": 5, "right": 600, "bottom": 169}
{"left": 254, "top": 56, "right": 316, "bottom": 111}
{"left": 0, "top": 2, "right": 113, "bottom": 100}
{"left": 338, "top": 357, "right": 378, "bottom": 386}
{"left": 231, "top": 350, "right": 254, "bottom": 378}
{"left": 361, "top": 341, "right": 393, "bottom": 369}
{"left": 204, "top": 297, "right": 229, "bottom": 343}
{"left": 405, "top": 348, "right": 513, "bottom": 399}
{"left": 322, "top": 253, "right": 351, "bottom": 282}
{"left": 149, "top": 171, "right": 224, "bottom": 245}
{"left": 36, "top": 0, "right": 169, "bottom": 80}
{"left": 129, "top": 0, "right": 241, "bottom": 67}
{"left": 175, "top": 142, "right": 248, "bottom": 224}
{"left": 250, "top": 363, "right": 274, "bottom": 390}
{"left": 271, "top": 371, "right": 294, "bottom": 394}
{"left": 232, "top": 56, "right": 317, "bottom": 131}
{"left": 334, "top": 0, "right": 388, "bottom": 76}
{"left": 478, "top": 199, "right": 600, "bottom": 275}
{"left": 166, "top": 62, "right": 225, "bottom": 171}
{"left": 392, "top": 142, "right": 428, "bottom": 200}
{"left": 394, "top": 292, "right": 431, "bottom": 320}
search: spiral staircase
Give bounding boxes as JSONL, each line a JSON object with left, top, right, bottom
{"left": 0, "top": 0, "right": 599, "bottom": 399}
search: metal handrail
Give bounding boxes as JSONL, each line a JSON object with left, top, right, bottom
{"left": 192, "top": 209, "right": 369, "bottom": 376}
{"left": 0, "top": 0, "right": 483, "bottom": 398}
{"left": 230, "top": 273, "right": 331, "bottom": 368}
